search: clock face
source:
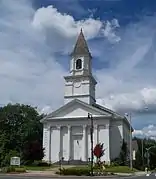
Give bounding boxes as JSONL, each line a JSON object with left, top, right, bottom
{"left": 74, "top": 81, "right": 81, "bottom": 88}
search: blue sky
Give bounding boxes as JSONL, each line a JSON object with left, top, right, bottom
{"left": 0, "top": 0, "right": 156, "bottom": 138}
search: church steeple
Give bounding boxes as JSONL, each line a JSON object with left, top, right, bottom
{"left": 71, "top": 29, "right": 91, "bottom": 58}
{"left": 69, "top": 29, "right": 93, "bottom": 76}
{"left": 64, "top": 29, "right": 97, "bottom": 105}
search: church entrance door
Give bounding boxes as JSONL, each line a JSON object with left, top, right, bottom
{"left": 73, "top": 135, "right": 82, "bottom": 160}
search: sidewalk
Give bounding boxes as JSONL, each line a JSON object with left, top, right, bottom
{"left": 134, "top": 171, "right": 146, "bottom": 176}
{"left": 1, "top": 171, "right": 146, "bottom": 177}
{"left": 0, "top": 170, "right": 58, "bottom": 177}
{"left": 112, "top": 171, "right": 146, "bottom": 177}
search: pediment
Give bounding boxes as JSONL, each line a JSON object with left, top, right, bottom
{"left": 42, "top": 99, "right": 111, "bottom": 121}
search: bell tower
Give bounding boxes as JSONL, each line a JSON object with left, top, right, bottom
{"left": 64, "top": 29, "right": 97, "bottom": 105}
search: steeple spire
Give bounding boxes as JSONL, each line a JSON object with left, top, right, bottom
{"left": 64, "top": 28, "right": 97, "bottom": 105}
{"left": 71, "top": 29, "right": 91, "bottom": 57}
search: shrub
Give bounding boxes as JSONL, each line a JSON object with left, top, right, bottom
{"left": 0, "top": 150, "right": 20, "bottom": 167}
{"left": 110, "top": 161, "right": 120, "bottom": 167}
{"left": 59, "top": 168, "right": 90, "bottom": 176}
{"left": 93, "top": 163, "right": 100, "bottom": 169}
{"left": 31, "top": 160, "right": 50, "bottom": 166}
{"left": 15, "top": 167, "right": 26, "bottom": 173}
{"left": 1, "top": 166, "right": 15, "bottom": 173}
{"left": 24, "top": 160, "right": 50, "bottom": 167}
{"left": 57, "top": 167, "right": 111, "bottom": 176}
{"left": 0, "top": 166, "right": 26, "bottom": 173}
{"left": 38, "top": 161, "right": 50, "bottom": 167}
{"left": 23, "top": 160, "right": 33, "bottom": 166}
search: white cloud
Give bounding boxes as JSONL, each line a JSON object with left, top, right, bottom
{"left": 133, "top": 125, "right": 156, "bottom": 139}
{"left": 33, "top": 6, "right": 101, "bottom": 38}
{"left": 32, "top": 5, "right": 120, "bottom": 49}
{"left": 95, "top": 15, "right": 156, "bottom": 115}
{"left": 39, "top": 105, "right": 53, "bottom": 114}
{"left": 0, "top": 0, "right": 67, "bottom": 110}
{"left": 97, "top": 87, "right": 156, "bottom": 113}
{"left": 1, "top": 0, "right": 156, "bottom": 132}
{"left": 0, "top": 0, "right": 119, "bottom": 112}
{"left": 102, "top": 19, "right": 121, "bottom": 43}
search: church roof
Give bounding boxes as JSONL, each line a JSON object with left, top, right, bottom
{"left": 92, "top": 103, "right": 123, "bottom": 119}
{"left": 40, "top": 98, "right": 133, "bottom": 131}
{"left": 93, "top": 103, "right": 134, "bottom": 131}
{"left": 40, "top": 99, "right": 124, "bottom": 123}
{"left": 41, "top": 99, "right": 111, "bottom": 122}
{"left": 70, "top": 29, "right": 91, "bottom": 57}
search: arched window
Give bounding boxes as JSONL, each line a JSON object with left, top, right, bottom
{"left": 76, "top": 59, "right": 82, "bottom": 69}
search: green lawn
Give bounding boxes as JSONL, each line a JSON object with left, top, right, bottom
{"left": 104, "top": 166, "right": 138, "bottom": 173}
{"left": 24, "top": 165, "right": 138, "bottom": 173}
{"left": 24, "top": 166, "right": 54, "bottom": 171}
{"left": 70, "top": 165, "right": 138, "bottom": 173}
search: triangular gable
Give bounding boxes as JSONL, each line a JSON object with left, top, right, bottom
{"left": 41, "top": 99, "right": 111, "bottom": 122}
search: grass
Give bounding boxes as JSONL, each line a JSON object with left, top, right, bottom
{"left": 24, "top": 165, "right": 54, "bottom": 171}
{"left": 23, "top": 164, "right": 138, "bottom": 173}
{"left": 69, "top": 165, "right": 138, "bottom": 173}
{"left": 104, "top": 166, "right": 138, "bottom": 173}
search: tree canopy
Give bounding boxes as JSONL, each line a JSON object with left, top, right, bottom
{"left": 0, "top": 103, "right": 44, "bottom": 166}
{"left": 133, "top": 137, "right": 156, "bottom": 170}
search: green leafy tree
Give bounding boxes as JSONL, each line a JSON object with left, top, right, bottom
{"left": 0, "top": 103, "right": 44, "bottom": 166}
{"left": 119, "top": 139, "right": 128, "bottom": 165}
{"left": 133, "top": 137, "right": 156, "bottom": 170}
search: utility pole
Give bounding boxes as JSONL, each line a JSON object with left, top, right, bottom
{"left": 88, "top": 113, "right": 94, "bottom": 176}
{"left": 125, "top": 112, "right": 133, "bottom": 170}
{"left": 129, "top": 113, "right": 133, "bottom": 170}
{"left": 141, "top": 138, "right": 144, "bottom": 168}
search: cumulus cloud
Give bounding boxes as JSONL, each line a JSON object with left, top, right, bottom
{"left": 96, "top": 15, "right": 156, "bottom": 115}
{"left": 97, "top": 87, "right": 156, "bottom": 113}
{"left": 1, "top": 0, "right": 156, "bottom": 132}
{"left": 0, "top": 0, "right": 67, "bottom": 110}
{"left": 133, "top": 125, "right": 156, "bottom": 139}
{"left": 0, "top": 0, "right": 119, "bottom": 112}
{"left": 32, "top": 5, "right": 120, "bottom": 53}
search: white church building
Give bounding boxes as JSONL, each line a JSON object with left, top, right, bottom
{"left": 41, "top": 29, "right": 132, "bottom": 164}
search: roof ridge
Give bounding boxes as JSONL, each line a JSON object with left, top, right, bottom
{"left": 93, "top": 103, "right": 123, "bottom": 118}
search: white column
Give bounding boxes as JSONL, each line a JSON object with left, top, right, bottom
{"left": 57, "top": 125, "right": 61, "bottom": 161}
{"left": 94, "top": 125, "right": 98, "bottom": 146}
{"left": 83, "top": 125, "right": 87, "bottom": 161}
{"left": 93, "top": 125, "right": 98, "bottom": 163}
{"left": 106, "top": 124, "right": 110, "bottom": 164}
{"left": 68, "top": 125, "right": 71, "bottom": 160}
{"left": 47, "top": 125, "right": 51, "bottom": 163}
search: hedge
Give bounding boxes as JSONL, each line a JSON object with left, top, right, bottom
{"left": 1, "top": 166, "right": 26, "bottom": 173}
{"left": 57, "top": 167, "right": 110, "bottom": 176}
{"left": 58, "top": 168, "right": 91, "bottom": 176}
